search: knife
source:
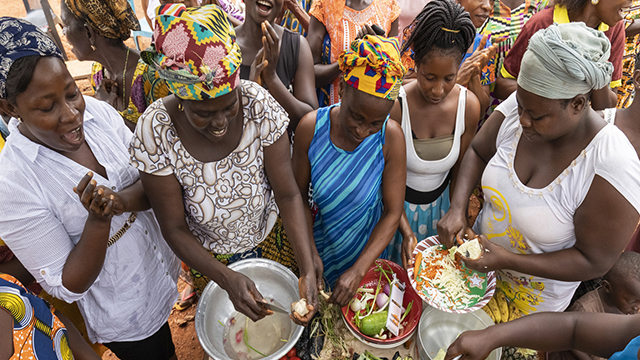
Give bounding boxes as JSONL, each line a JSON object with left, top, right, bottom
{"left": 259, "top": 300, "right": 290, "bottom": 315}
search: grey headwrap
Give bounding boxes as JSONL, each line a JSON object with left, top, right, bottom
{"left": 517, "top": 22, "right": 613, "bottom": 99}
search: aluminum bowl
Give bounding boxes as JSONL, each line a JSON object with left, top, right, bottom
{"left": 418, "top": 306, "right": 501, "bottom": 360}
{"left": 195, "top": 259, "right": 303, "bottom": 360}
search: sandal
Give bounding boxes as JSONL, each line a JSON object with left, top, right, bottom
{"left": 173, "top": 285, "right": 197, "bottom": 311}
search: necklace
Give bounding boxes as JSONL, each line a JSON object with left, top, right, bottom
{"left": 122, "top": 48, "right": 130, "bottom": 111}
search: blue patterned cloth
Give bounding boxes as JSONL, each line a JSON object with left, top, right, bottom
{"left": 0, "top": 17, "right": 63, "bottom": 99}
{"left": 610, "top": 336, "right": 640, "bottom": 360}
{"left": 309, "top": 104, "right": 387, "bottom": 286}
{"left": 280, "top": 0, "right": 311, "bottom": 36}
{"left": 462, "top": 33, "right": 496, "bottom": 86}
{"left": 386, "top": 186, "right": 450, "bottom": 265}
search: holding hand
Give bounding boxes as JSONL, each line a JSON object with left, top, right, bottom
{"left": 401, "top": 233, "right": 418, "bottom": 270}
{"left": 445, "top": 329, "right": 495, "bottom": 360}
{"left": 260, "top": 21, "right": 282, "bottom": 82}
{"left": 224, "top": 270, "right": 272, "bottom": 322}
{"left": 356, "top": 24, "right": 381, "bottom": 39}
{"left": 457, "top": 35, "right": 497, "bottom": 87}
{"left": 328, "top": 266, "right": 364, "bottom": 307}
{"left": 458, "top": 235, "right": 511, "bottom": 273}
{"left": 73, "top": 172, "right": 117, "bottom": 220}
{"left": 292, "top": 273, "right": 318, "bottom": 325}
{"left": 437, "top": 208, "right": 472, "bottom": 248}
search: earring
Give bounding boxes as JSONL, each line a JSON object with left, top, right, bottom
{"left": 177, "top": 102, "right": 184, "bottom": 112}
{"left": 91, "top": 44, "right": 96, "bottom": 51}
{"left": 591, "top": 0, "right": 599, "bottom": 4}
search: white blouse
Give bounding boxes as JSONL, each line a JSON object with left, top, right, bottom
{"left": 130, "top": 81, "right": 289, "bottom": 254}
{"left": 476, "top": 93, "right": 640, "bottom": 314}
{"left": 0, "top": 96, "right": 180, "bottom": 343}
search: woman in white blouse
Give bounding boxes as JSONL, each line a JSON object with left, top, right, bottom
{"left": 0, "top": 18, "right": 180, "bottom": 360}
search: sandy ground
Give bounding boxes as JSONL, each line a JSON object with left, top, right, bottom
{"left": 1, "top": 3, "right": 483, "bottom": 359}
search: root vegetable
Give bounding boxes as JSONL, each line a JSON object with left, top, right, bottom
{"left": 292, "top": 298, "right": 309, "bottom": 317}
{"left": 376, "top": 293, "right": 389, "bottom": 308}
{"left": 383, "top": 284, "right": 390, "bottom": 296}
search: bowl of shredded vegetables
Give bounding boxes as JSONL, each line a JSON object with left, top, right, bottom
{"left": 341, "top": 259, "right": 422, "bottom": 348}
{"left": 408, "top": 236, "right": 496, "bottom": 314}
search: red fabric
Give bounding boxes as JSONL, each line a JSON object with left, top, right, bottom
{"left": 502, "top": 7, "right": 625, "bottom": 83}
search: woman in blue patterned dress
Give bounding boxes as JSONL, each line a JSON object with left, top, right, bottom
{"left": 292, "top": 35, "right": 407, "bottom": 306}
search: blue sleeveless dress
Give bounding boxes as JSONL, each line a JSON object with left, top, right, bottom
{"left": 610, "top": 336, "right": 640, "bottom": 360}
{"left": 309, "top": 104, "right": 387, "bottom": 287}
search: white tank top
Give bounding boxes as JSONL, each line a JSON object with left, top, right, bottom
{"left": 400, "top": 85, "right": 467, "bottom": 192}
{"left": 476, "top": 93, "right": 640, "bottom": 314}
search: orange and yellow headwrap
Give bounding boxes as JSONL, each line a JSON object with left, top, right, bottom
{"left": 141, "top": 4, "right": 242, "bottom": 101}
{"left": 339, "top": 35, "right": 406, "bottom": 101}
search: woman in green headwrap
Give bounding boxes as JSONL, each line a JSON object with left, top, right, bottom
{"left": 61, "top": 0, "right": 170, "bottom": 130}
{"left": 130, "top": 3, "right": 319, "bottom": 325}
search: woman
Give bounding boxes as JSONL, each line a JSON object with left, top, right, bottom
{"left": 495, "top": 0, "right": 629, "bottom": 109}
{"left": 386, "top": 0, "right": 481, "bottom": 269}
{"left": 0, "top": 17, "right": 180, "bottom": 360}
{"left": 130, "top": 4, "right": 318, "bottom": 324}
{"left": 61, "top": 0, "right": 170, "bottom": 130}
{"left": 307, "top": 0, "right": 401, "bottom": 105}
{"left": 292, "top": 35, "right": 406, "bottom": 306}
{"left": 438, "top": 22, "right": 640, "bottom": 315}
{"left": 235, "top": 0, "right": 318, "bottom": 130}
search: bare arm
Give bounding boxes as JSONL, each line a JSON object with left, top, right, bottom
{"left": 590, "top": 86, "right": 618, "bottom": 110}
{"left": 329, "top": 120, "right": 407, "bottom": 306}
{"left": 0, "top": 308, "right": 11, "bottom": 360}
{"left": 446, "top": 312, "right": 640, "bottom": 360}
{"left": 449, "top": 89, "right": 481, "bottom": 198}
{"left": 285, "top": 0, "right": 310, "bottom": 32}
{"left": 55, "top": 311, "right": 102, "bottom": 360}
{"left": 308, "top": 16, "right": 342, "bottom": 88}
{"left": 494, "top": 76, "right": 517, "bottom": 100}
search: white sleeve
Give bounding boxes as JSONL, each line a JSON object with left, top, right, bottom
{"left": 495, "top": 92, "right": 518, "bottom": 117}
{"left": 494, "top": 92, "right": 520, "bottom": 150}
{"left": 84, "top": 96, "right": 134, "bottom": 149}
{"left": 0, "top": 177, "right": 89, "bottom": 303}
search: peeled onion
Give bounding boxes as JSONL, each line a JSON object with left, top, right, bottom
{"left": 376, "top": 293, "right": 389, "bottom": 308}
{"left": 292, "top": 298, "right": 309, "bottom": 316}
{"left": 350, "top": 299, "right": 362, "bottom": 312}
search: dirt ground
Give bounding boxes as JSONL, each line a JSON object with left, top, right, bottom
{"left": 1, "top": 3, "right": 484, "bottom": 359}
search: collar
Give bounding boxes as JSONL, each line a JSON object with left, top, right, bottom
{"left": 7, "top": 107, "right": 95, "bottom": 163}
{"left": 553, "top": 4, "right": 609, "bottom": 32}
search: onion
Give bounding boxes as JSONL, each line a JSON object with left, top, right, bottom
{"left": 292, "top": 298, "right": 309, "bottom": 316}
{"left": 350, "top": 299, "right": 362, "bottom": 312}
{"left": 383, "top": 284, "right": 390, "bottom": 296}
{"left": 376, "top": 293, "right": 389, "bottom": 308}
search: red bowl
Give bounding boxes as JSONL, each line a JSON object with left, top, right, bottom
{"left": 341, "top": 259, "right": 422, "bottom": 345}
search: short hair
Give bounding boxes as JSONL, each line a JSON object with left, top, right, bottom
{"left": 401, "top": 0, "right": 476, "bottom": 64}
{"left": 555, "top": 0, "right": 589, "bottom": 14}
{"left": 5, "top": 55, "right": 42, "bottom": 103}
{"left": 604, "top": 251, "right": 640, "bottom": 284}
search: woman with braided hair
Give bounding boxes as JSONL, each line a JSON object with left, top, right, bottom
{"left": 387, "top": 0, "right": 481, "bottom": 269}
{"left": 292, "top": 35, "right": 407, "bottom": 306}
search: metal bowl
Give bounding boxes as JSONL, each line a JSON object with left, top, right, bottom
{"left": 418, "top": 306, "right": 502, "bottom": 360}
{"left": 195, "top": 259, "right": 303, "bottom": 360}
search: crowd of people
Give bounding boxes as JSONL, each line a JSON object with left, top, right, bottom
{"left": 1, "top": 0, "right": 640, "bottom": 359}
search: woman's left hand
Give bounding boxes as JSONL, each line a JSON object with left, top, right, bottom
{"left": 260, "top": 21, "right": 281, "bottom": 81}
{"left": 328, "top": 267, "right": 364, "bottom": 307}
{"left": 458, "top": 235, "right": 512, "bottom": 272}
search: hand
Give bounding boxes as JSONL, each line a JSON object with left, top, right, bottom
{"left": 437, "top": 208, "right": 472, "bottom": 248}
{"left": 291, "top": 273, "right": 318, "bottom": 326}
{"left": 445, "top": 329, "right": 495, "bottom": 360}
{"left": 459, "top": 235, "right": 511, "bottom": 273}
{"left": 94, "top": 78, "right": 119, "bottom": 109}
{"left": 249, "top": 48, "right": 267, "bottom": 84}
{"left": 223, "top": 270, "right": 271, "bottom": 322}
{"left": 356, "top": 24, "right": 379, "bottom": 39}
{"left": 328, "top": 266, "right": 364, "bottom": 307}
{"left": 401, "top": 233, "right": 418, "bottom": 270}
{"left": 72, "top": 172, "right": 116, "bottom": 221}
{"left": 73, "top": 172, "right": 127, "bottom": 216}
{"left": 457, "top": 35, "right": 497, "bottom": 86}
{"left": 260, "top": 21, "right": 281, "bottom": 82}
{"left": 311, "top": 251, "right": 324, "bottom": 292}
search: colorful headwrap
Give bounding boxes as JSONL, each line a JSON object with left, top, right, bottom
{"left": 339, "top": 35, "right": 406, "bottom": 101}
{"left": 141, "top": 4, "right": 242, "bottom": 101}
{"left": 64, "top": 0, "right": 140, "bottom": 41}
{"left": 0, "top": 17, "right": 63, "bottom": 99}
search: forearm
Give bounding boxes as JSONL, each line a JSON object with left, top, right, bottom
{"left": 398, "top": 211, "right": 413, "bottom": 238}
{"left": 289, "top": 4, "right": 310, "bottom": 32}
{"left": 351, "top": 210, "right": 401, "bottom": 276}
{"left": 501, "top": 247, "right": 609, "bottom": 282}
{"left": 314, "top": 63, "right": 342, "bottom": 88}
{"left": 263, "top": 74, "right": 314, "bottom": 130}
{"left": 61, "top": 218, "right": 111, "bottom": 293}
{"left": 118, "top": 179, "right": 151, "bottom": 212}
{"left": 448, "top": 146, "right": 487, "bottom": 217}
{"left": 494, "top": 76, "right": 517, "bottom": 100}
{"left": 590, "top": 87, "right": 617, "bottom": 110}
{"left": 56, "top": 311, "right": 101, "bottom": 360}
{"left": 468, "top": 78, "right": 489, "bottom": 115}
{"left": 276, "top": 193, "right": 315, "bottom": 275}
{"left": 0, "top": 257, "right": 34, "bottom": 286}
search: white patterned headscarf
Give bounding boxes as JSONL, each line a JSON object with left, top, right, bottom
{"left": 0, "top": 17, "right": 63, "bottom": 99}
{"left": 517, "top": 22, "right": 613, "bottom": 99}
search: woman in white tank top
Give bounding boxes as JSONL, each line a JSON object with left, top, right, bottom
{"left": 438, "top": 23, "right": 640, "bottom": 315}
{"left": 386, "top": 0, "right": 480, "bottom": 268}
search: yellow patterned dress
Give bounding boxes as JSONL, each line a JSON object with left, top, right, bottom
{"left": 0, "top": 274, "right": 72, "bottom": 360}
{"left": 617, "top": 0, "right": 640, "bottom": 108}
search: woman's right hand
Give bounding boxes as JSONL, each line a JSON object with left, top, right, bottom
{"left": 401, "top": 233, "right": 418, "bottom": 270}
{"left": 437, "top": 208, "right": 471, "bottom": 248}
{"left": 223, "top": 270, "right": 272, "bottom": 322}
{"left": 445, "top": 329, "right": 495, "bottom": 360}
{"left": 73, "top": 172, "right": 116, "bottom": 221}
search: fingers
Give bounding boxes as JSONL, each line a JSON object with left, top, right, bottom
{"left": 478, "top": 34, "right": 488, "bottom": 53}
{"left": 101, "top": 195, "right": 115, "bottom": 217}
{"left": 262, "top": 21, "right": 279, "bottom": 43}
{"left": 74, "top": 171, "right": 94, "bottom": 196}
{"left": 88, "top": 187, "right": 104, "bottom": 214}
{"left": 80, "top": 179, "right": 98, "bottom": 207}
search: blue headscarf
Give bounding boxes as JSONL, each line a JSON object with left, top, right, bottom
{"left": 0, "top": 17, "right": 63, "bottom": 99}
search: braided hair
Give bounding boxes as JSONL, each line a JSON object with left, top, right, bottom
{"left": 402, "top": 0, "right": 476, "bottom": 64}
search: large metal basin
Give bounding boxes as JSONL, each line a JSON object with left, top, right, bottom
{"left": 418, "top": 306, "right": 502, "bottom": 360}
{"left": 195, "top": 259, "right": 303, "bottom": 360}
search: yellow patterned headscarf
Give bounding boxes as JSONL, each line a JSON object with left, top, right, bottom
{"left": 64, "top": 0, "right": 140, "bottom": 41}
{"left": 141, "top": 4, "right": 242, "bottom": 101}
{"left": 339, "top": 35, "right": 406, "bottom": 101}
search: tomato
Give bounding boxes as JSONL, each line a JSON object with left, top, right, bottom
{"left": 278, "top": 356, "right": 288, "bottom": 360}
{"left": 289, "top": 357, "right": 301, "bottom": 360}
{"left": 287, "top": 348, "right": 297, "bottom": 357}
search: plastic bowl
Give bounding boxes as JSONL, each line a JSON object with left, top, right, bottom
{"left": 341, "top": 259, "right": 422, "bottom": 348}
